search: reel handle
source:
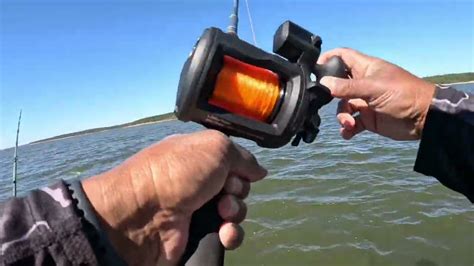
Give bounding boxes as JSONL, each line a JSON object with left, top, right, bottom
{"left": 180, "top": 196, "right": 224, "bottom": 266}
{"left": 313, "top": 56, "right": 348, "bottom": 81}
{"left": 291, "top": 55, "right": 349, "bottom": 146}
{"left": 311, "top": 55, "right": 349, "bottom": 107}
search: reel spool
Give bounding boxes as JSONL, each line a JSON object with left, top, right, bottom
{"left": 209, "top": 55, "right": 282, "bottom": 122}
{"left": 175, "top": 20, "right": 347, "bottom": 148}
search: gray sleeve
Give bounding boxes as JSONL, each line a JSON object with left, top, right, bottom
{"left": 0, "top": 181, "right": 99, "bottom": 265}
{"left": 414, "top": 85, "right": 474, "bottom": 202}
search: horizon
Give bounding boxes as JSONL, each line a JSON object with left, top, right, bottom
{"left": 2, "top": 77, "right": 473, "bottom": 150}
{"left": 1, "top": 110, "right": 177, "bottom": 150}
{"left": 1, "top": 0, "right": 473, "bottom": 149}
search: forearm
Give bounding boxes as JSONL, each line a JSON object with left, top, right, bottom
{"left": 414, "top": 85, "right": 474, "bottom": 202}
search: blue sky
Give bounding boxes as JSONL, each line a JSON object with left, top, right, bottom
{"left": 1, "top": 0, "right": 472, "bottom": 148}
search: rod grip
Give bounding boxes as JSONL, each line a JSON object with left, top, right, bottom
{"left": 180, "top": 196, "right": 224, "bottom": 266}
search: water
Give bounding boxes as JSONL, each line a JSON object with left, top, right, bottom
{"left": 1, "top": 84, "right": 473, "bottom": 265}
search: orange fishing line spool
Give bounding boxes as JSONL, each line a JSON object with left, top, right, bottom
{"left": 209, "top": 55, "right": 281, "bottom": 122}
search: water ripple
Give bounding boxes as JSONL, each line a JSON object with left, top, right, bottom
{"left": 1, "top": 89, "right": 473, "bottom": 265}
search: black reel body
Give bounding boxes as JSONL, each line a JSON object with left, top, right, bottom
{"left": 175, "top": 21, "right": 346, "bottom": 148}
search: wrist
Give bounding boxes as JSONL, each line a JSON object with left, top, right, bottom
{"left": 82, "top": 172, "right": 145, "bottom": 264}
{"left": 82, "top": 169, "right": 184, "bottom": 265}
{"left": 414, "top": 82, "right": 436, "bottom": 138}
{"left": 65, "top": 179, "right": 127, "bottom": 265}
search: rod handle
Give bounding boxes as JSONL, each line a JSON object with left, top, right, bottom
{"left": 180, "top": 196, "right": 224, "bottom": 266}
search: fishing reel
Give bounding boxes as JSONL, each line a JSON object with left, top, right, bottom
{"left": 175, "top": 20, "right": 347, "bottom": 148}
{"left": 176, "top": 20, "right": 349, "bottom": 266}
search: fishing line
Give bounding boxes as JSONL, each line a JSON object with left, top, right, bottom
{"left": 209, "top": 55, "right": 281, "bottom": 122}
{"left": 244, "top": 0, "right": 258, "bottom": 46}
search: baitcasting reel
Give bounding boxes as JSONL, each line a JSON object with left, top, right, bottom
{"left": 175, "top": 20, "right": 347, "bottom": 148}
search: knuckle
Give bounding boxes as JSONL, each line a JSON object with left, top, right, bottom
{"left": 338, "top": 47, "right": 354, "bottom": 55}
{"left": 346, "top": 79, "right": 361, "bottom": 94}
{"left": 371, "top": 58, "right": 384, "bottom": 65}
{"left": 206, "top": 130, "right": 231, "bottom": 147}
{"left": 346, "top": 79, "right": 355, "bottom": 91}
{"left": 161, "top": 133, "right": 182, "bottom": 142}
{"left": 205, "top": 129, "right": 234, "bottom": 159}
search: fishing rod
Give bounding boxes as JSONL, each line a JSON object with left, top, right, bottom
{"left": 227, "top": 0, "right": 239, "bottom": 35}
{"left": 176, "top": 0, "right": 348, "bottom": 265}
{"left": 178, "top": 2, "right": 241, "bottom": 265}
{"left": 12, "top": 110, "right": 22, "bottom": 197}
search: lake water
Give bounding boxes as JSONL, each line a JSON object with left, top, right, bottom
{"left": 1, "top": 83, "right": 473, "bottom": 265}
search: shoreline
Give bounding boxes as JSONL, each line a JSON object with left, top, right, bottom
{"left": 29, "top": 118, "right": 177, "bottom": 146}
{"left": 5, "top": 79, "right": 473, "bottom": 150}
{"left": 123, "top": 118, "right": 176, "bottom": 128}
{"left": 442, "top": 80, "right": 474, "bottom": 85}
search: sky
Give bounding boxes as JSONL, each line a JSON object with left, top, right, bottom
{"left": 1, "top": 0, "right": 473, "bottom": 149}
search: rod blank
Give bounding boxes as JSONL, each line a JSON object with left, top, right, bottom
{"left": 12, "top": 109, "right": 22, "bottom": 197}
{"left": 227, "top": 0, "right": 239, "bottom": 35}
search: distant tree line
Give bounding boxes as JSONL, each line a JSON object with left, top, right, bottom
{"left": 423, "top": 72, "right": 474, "bottom": 84}
{"left": 128, "top": 112, "right": 176, "bottom": 126}
{"left": 31, "top": 72, "right": 473, "bottom": 144}
{"left": 32, "top": 113, "right": 176, "bottom": 144}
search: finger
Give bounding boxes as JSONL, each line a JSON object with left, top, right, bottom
{"left": 347, "top": 98, "right": 369, "bottom": 109}
{"left": 337, "top": 98, "right": 368, "bottom": 118}
{"left": 337, "top": 98, "right": 370, "bottom": 133}
{"left": 218, "top": 194, "right": 247, "bottom": 223}
{"left": 337, "top": 113, "right": 356, "bottom": 131}
{"left": 340, "top": 127, "right": 353, "bottom": 140}
{"left": 317, "top": 48, "right": 373, "bottom": 78}
{"left": 340, "top": 115, "right": 366, "bottom": 140}
{"left": 224, "top": 175, "right": 251, "bottom": 199}
{"left": 337, "top": 100, "right": 356, "bottom": 130}
{"left": 337, "top": 99, "right": 368, "bottom": 140}
{"left": 229, "top": 143, "right": 268, "bottom": 182}
{"left": 161, "top": 133, "right": 183, "bottom": 141}
{"left": 352, "top": 115, "right": 366, "bottom": 136}
{"left": 219, "top": 222, "right": 245, "bottom": 250}
{"left": 320, "top": 76, "right": 379, "bottom": 100}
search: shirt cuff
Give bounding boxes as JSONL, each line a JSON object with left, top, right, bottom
{"left": 65, "top": 179, "right": 127, "bottom": 265}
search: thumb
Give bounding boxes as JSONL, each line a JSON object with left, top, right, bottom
{"left": 320, "top": 76, "right": 376, "bottom": 100}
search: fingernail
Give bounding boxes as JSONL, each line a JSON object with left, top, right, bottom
{"left": 320, "top": 76, "right": 332, "bottom": 87}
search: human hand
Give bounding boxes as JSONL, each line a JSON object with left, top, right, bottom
{"left": 318, "top": 48, "right": 436, "bottom": 140}
{"left": 82, "top": 130, "right": 267, "bottom": 265}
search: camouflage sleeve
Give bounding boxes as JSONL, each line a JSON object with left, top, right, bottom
{"left": 414, "top": 85, "right": 474, "bottom": 202}
{"left": 0, "top": 181, "right": 99, "bottom": 265}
